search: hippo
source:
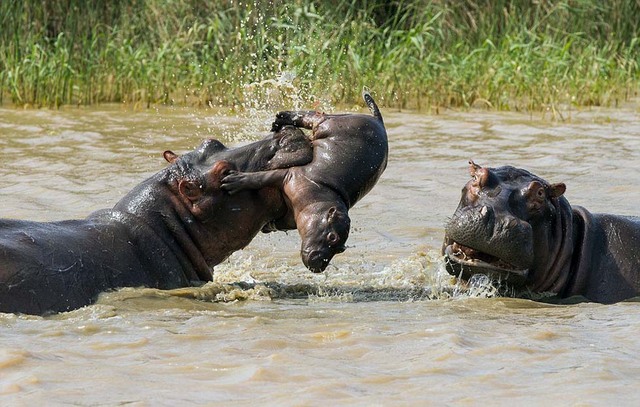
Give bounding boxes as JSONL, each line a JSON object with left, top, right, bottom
{"left": 443, "top": 161, "right": 640, "bottom": 304}
{"left": 0, "top": 126, "right": 312, "bottom": 315}
{"left": 221, "top": 91, "right": 388, "bottom": 272}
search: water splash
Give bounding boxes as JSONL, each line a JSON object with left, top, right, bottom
{"left": 155, "top": 250, "right": 503, "bottom": 304}
{"left": 164, "top": 68, "right": 334, "bottom": 145}
{"left": 242, "top": 71, "right": 302, "bottom": 111}
{"left": 237, "top": 70, "right": 304, "bottom": 136}
{"left": 85, "top": 248, "right": 506, "bottom": 313}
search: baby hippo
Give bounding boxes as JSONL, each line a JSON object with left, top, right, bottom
{"left": 222, "top": 91, "right": 388, "bottom": 272}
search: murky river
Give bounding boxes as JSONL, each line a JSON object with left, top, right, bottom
{"left": 1, "top": 103, "right": 639, "bottom": 405}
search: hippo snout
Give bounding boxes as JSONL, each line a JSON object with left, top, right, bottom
{"left": 445, "top": 204, "right": 534, "bottom": 270}
{"left": 302, "top": 250, "right": 332, "bottom": 273}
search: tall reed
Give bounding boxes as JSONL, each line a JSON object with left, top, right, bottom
{"left": 1, "top": 0, "right": 638, "bottom": 109}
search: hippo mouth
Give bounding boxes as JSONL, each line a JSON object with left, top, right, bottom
{"left": 443, "top": 239, "right": 528, "bottom": 286}
{"left": 301, "top": 249, "right": 332, "bottom": 273}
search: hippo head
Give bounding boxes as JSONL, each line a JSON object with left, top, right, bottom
{"left": 443, "top": 161, "right": 567, "bottom": 286}
{"left": 163, "top": 143, "right": 239, "bottom": 222}
{"left": 116, "top": 138, "right": 234, "bottom": 219}
{"left": 158, "top": 138, "right": 288, "bottom": 271}
{"left": 297, "top": 201, "right": 351, "bottom": 273}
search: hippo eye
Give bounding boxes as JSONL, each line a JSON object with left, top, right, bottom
{"left": 327, "top": 232, "right": 338, "bottom": 244}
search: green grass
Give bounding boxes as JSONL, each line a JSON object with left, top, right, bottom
{"left": 1, "top": 0, "right": 639, "bottom": 110}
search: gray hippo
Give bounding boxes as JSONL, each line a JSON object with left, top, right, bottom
{"left": 0, "top": 126, "right": 312, "bottom": 315}
{"left": 222, "top": 91, "right": 388, "bottom": 272}
{"left": 443, "top": 161, "right": 640, "bottom": 303}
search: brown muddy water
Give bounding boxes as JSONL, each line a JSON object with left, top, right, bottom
{"left": 1, "top": 104, "right": 640, "bottom": 405}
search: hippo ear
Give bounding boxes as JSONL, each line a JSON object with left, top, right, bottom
{"left": 164, "top": 150, "right": 179, "bottom": 163}
{"left": 178, "top": 179, "right": 202, "bottom": 201}
{"left": 468, "top": 160, "right": 489, "bottom": 188}
{"left": 548, "top": 183, "right": 566, "bottom": 198}
{"left": 326, "top": 206, "right": 337, "bottom": 222}
{"left": 468, "top": 160, "right": 482, "bottom": 176}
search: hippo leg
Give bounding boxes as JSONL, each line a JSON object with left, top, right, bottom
{"left": 221, "top": 168, "right": 288, "bottom": 195}
{"left": 267, "top": 126, "right": 313, "bottom": 169}
{"left": 261, "top": 215, "right": 297, "bottom": 233}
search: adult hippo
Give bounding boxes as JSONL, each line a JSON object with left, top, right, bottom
{"left": 222, "top": 91, "right": 388, "bottom": 272}
{"left": 443, "top": 161, "right": 640, "bottom": 304}
{"left": 0, "top": 126, "right": 312, "bottom": 315}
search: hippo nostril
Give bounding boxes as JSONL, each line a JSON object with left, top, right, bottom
{"left": 304, "top": 250, "right": 330, "bottom": 272}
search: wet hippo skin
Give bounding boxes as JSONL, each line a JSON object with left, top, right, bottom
{"left": 443, "top": 161, "right": 640, "bottom": 304}
{"left": 222, "top": 91, "right": 388, "bottom": 272}
{"left": 0, "top": 127, "right": 312, "bottom": 315}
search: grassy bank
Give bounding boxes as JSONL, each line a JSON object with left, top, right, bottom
{"left": 1, "top": 0, "right": 639, "bottom": 110}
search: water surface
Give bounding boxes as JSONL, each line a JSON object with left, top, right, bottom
{"left": 0, "top": 104, "right": 639, "bottom": 404}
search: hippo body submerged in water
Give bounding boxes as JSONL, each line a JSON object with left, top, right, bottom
{"left": 0, "top": 127, "right": 312, "bottom": 315}
{"left": 443, "top": 162, "right": 640, "bottom": 304}
{"left": 222, "top": 92, "right": 388, "bottom": 272}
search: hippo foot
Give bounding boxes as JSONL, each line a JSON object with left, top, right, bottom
{"left": 221, "top": 171, "right": 254, "bottom": 195}
{"left": 271, "top": 111, "right": 317, "bottom": 132}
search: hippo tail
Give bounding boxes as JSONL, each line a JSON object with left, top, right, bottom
{"left": 362, "top": 89, "right": 384, "bottom": 126}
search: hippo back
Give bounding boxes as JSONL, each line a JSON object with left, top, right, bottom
{"left": 0, "top": 215, "right": 190, "bottom": 314}
{"left": 307, "top": 114, "right": 388, "bottom": 208}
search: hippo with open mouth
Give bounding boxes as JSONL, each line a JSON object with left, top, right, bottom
{"left": 0, "top": 126, "right": 312, "bottom": 315}
{"left": 443, "top": 161, "right": 640, "bottom": 303}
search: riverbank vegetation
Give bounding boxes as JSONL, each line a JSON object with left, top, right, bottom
{"left": 1, "top": 1, "right": 639, "bottom": 110}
